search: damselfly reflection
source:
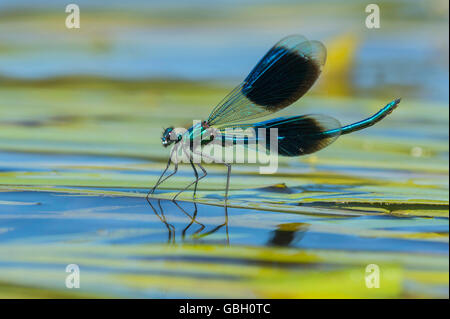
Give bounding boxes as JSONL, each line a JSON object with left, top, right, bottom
{"left": 267, "top": 223, "right": 310, "bottom": 247}
{"left": 148, "top": 35, "right": 401, "bottom": 204}
{"left": 147, "top": 199, "right": 229, "bottom": 245}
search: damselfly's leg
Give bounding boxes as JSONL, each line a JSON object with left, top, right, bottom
{"left": 190, "top": 148, "right": 231, "bottom": 207}
{"left": 172, "top": 157, "right": 197, "bottom": 201}
{"left": 194, "top": 163, "right": 208, "bottom": 197}
{"left": 147, "top": 145, "right": 179, "bottom": 202}
{"left": 172, "top": 145, "right": 207, "bottom": 201}
{"left": 187, "top": 162, "right": 208, "bottom": 199}
{"left": 171, "top": 146, "right": 196, "bottom": 201}
{"left": 152, "top": 145, "right": 179, "bottom": 191}
{"left": 224, "top": 163, "right": 231, "bottom": 205}
{"left": 146, "top": 155, "right": 172, "bottom": 202}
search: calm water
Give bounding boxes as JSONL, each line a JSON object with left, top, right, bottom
{"left": 0, "top": 0, "right": 448, "bottom": 298}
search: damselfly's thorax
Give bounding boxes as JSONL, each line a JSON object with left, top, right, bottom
{"left": 182, "top": 121, "right": 216, "bottom": 149}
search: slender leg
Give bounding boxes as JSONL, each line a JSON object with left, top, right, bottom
{"left": 189, "top": 158, "right": 199, "bottom": 199}
{"left": 147, "top": 145, "right": 179, "bottom": 202}
{"left": 191, "top": 148, "right": 231, "bottom": 206}
{"left": 153, "top": 161, "right": 179, "bottom": 192}
{"left": 172, "top": 146, "right": 197, "bottom": 201}
{"left": 224, "top": 164, "right": 231, "bottom": 206}
{"left": 172, "top": 145, "right": 207, "bottom": 201}
{"left": 172, "top": 163, "right": 208, "bottom": 201}
{"left": 152, "top": 145, "right": 179, "bottom": 191}
{"left": 147, "top": 156, "right": 171, "bottom": 202}
{"left": 194, "top": 163, "right": 208, "bottom": 197}
{"left": 181, "top": 162, "right": 208, "bottom": 200}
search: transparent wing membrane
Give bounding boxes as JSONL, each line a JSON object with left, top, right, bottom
{"left": 207, "top": 35, "right": 326, "bottom": 127}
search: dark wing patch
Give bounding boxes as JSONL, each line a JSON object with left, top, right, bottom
{"left": 207, "top": 35, "right": 326, "bottom": 127}
{"left": 254, "top": 114, "right": 341, "bottom": 157}
{"left": 242, "top": 36, "right": 326, "bottom": 111}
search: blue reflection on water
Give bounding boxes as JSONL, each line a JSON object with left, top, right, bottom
{"left": 0, "top": 190, "right": 447, "bottom": 255}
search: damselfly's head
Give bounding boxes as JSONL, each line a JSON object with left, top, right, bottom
{"left": 161, "top": 127, "right": 179, "bottom": 147}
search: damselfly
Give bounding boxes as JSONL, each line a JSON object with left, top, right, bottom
{"left": 147, "top": 35, "right": 401, "bottom": 205}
